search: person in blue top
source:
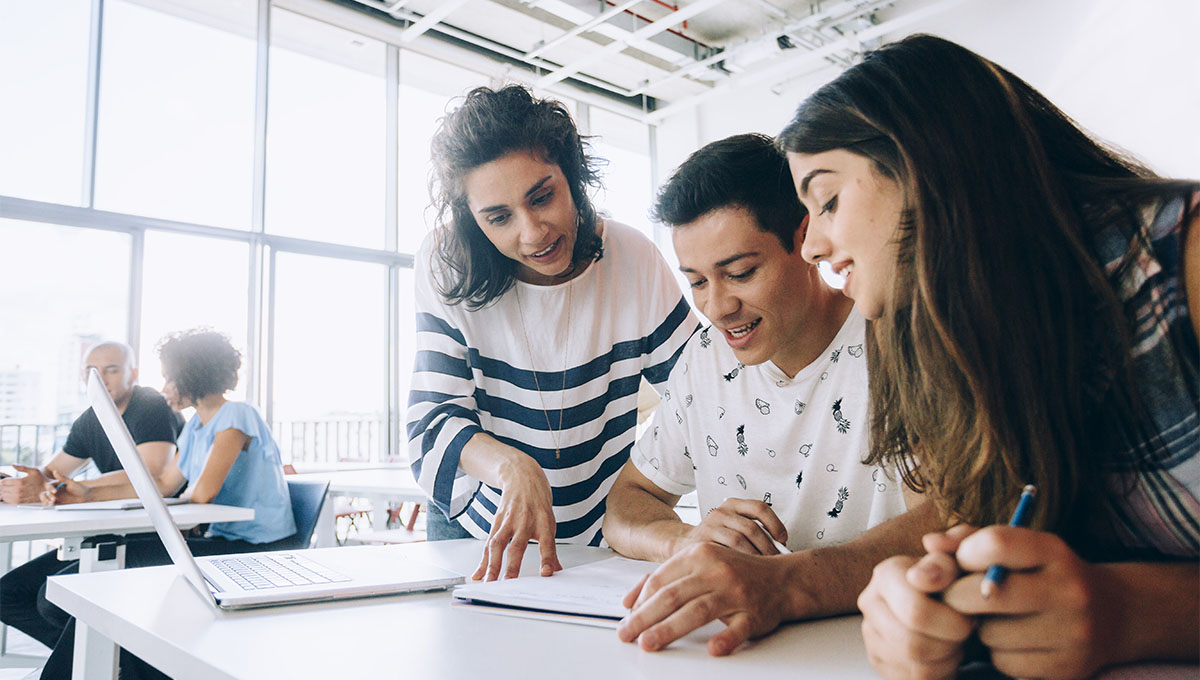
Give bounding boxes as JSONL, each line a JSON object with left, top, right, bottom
{"left": 38, "top": 328, "right": 296, "bottom": 680}
{"left": 158, "top": 328, "right": 296, "bottom": 545}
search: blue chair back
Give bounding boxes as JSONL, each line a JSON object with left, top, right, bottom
{"left": 284, "top": 480, "right": 329, "bottom": 550}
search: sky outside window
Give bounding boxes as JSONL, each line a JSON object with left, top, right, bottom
{"left": 93, "top": 0, "right": 257, "bottom": 229}
{"left": 0, "top": 0, "right": 90, "bottom": 206}
{"left": 266, "top": 9, "right": 387, "bottom": 249}
{"left": 139, "top": 231, "right": 250, "bottom": 402}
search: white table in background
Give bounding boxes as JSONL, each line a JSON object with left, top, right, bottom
{"left": 48, "top": 540, "right": 876, "bottom": 680}
{"left": 287, "top": 461, "right": 408, "bottom": 474}
{"left": 287, "top": 468, "right": 426, "bottom": 546}
{"left": 0, "top": 503, "right": 253, "bottom": 674}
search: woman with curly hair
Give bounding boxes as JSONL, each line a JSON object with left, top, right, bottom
{"left": 409, "top": 84, "right": 697, "bottom": 580}
{"left": 779, "top": 34, "right": 1197, "bottom": 679}
{"left": 38, "top": 329, "right": 295, "bottom": 679}
{"left": 156, "top": 328, "right": 295, "bottom": 544}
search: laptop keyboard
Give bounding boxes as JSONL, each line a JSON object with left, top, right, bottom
{"left": 211, "top": 553, "right": 352, "bottom": 590}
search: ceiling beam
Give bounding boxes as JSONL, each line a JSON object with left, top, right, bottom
{"left": 630, "top": 0, "right": 895, "bottom": 97}
{"left": 534, "top": 0, "right": 726, "bottom": 89}
{"left": 398, "top": 0, "right": 471, "bottom": 45}
{"left": 525, "top": 0, "right": 644, "bottom": 61}
{"left": 646, "top": 0, "right": 979, "bottom": 124}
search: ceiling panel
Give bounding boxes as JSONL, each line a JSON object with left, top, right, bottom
{"left": 344, "top": 0, "right": 967, "bottom": 114}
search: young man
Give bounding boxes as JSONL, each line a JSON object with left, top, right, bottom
{"left": 603, "top": 134, "right": 940, "bottom": 656}
{"left": 0, "top": 341, "right": 183, "bottom": 650}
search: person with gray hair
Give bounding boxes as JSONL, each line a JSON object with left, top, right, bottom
{"left": 0, "top": 339, "right": 183, "bottom": 650}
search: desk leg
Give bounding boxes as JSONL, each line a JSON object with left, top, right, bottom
{"left": 69, "top": 539, "right": 126, "bottom": 680}
{"left": 315, "top": 495, "right": 336, "bottom": 548}
{"left": 0, "top": 541, "right": 9, "bottom": 657}
{"left": 370, "top": 494, "right": 389, "bottom": 531}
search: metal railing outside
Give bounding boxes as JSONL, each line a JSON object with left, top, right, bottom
{"left": 0, "top": 419, "right": 387, "bottom": 467}
{"left": 0, "top": 423, "right": 70, "bottom": 468}
{"left": 272, "top": 418, "right": 386, "bottom": 465}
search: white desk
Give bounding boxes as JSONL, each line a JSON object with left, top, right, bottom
{"left": 0, "top": 503, "right": 254, "bottom": 545}
{"left": 48, "top": 540, "right": 877, "bottom": 680}
{"left": 287, "top": 468, "right": 426, "bottom": 546}
{"left": 0, "top": 503, "right": 253, "bottom": 674}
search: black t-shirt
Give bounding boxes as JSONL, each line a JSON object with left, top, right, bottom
{"left": 62, "top": 386, "right": 184, "bottom": 473}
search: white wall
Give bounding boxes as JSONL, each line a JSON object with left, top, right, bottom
{"left": 656, "top": 0, "right": 1200, "bottom": 180}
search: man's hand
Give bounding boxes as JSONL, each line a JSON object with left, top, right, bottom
{"left": 617, "top": 542, "right": 794, "bottom": 656}
{"left": 472, "top": 455, "right": 562, "bottom": 581}
{"left": 40, "top": 470, "right": 91, "bottom": 507}
{"left": 858, "top": 527, "right": 976, "bottom": 680}
{"left": 676, "top": 498, "right": 787, "bottom": 556}
{"left": 0, "top": 465, "right": 47, "bottom": 504}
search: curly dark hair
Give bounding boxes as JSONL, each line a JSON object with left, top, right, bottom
{"left": 157, "top": 329, "right": 241, "bottom": 403}
{"left": 429, "top": 84, "right": 605, "bottom": 309}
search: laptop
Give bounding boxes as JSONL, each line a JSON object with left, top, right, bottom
{"left": 86, "top": 368, "right": 464, "bottom": 609}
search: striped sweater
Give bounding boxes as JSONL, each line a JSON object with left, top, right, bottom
{"left": 407, "top": 220, "right": 698, "bottom": 545}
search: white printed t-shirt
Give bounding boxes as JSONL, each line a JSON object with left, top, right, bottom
{"left": 633, "top": 310, "right": 907, "bottom": 551}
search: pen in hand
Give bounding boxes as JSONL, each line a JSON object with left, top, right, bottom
{"left": 980, "top": 484, "right": 1037, "bottom": 599}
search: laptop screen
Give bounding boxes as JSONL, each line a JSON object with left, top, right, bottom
{"left": 86, "top": 368, "right": 218, "bottom": 605}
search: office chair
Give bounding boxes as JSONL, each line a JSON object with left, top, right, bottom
{"left": 281, "top": 480, "right": 329, "bottom": 551}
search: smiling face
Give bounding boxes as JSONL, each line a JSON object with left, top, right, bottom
{"left": 788, "top": 149, "right": 906, "bottom": 320}
{"left": 464, "top": 150, "right": 581, "bottom": 285}
{"left": 673, "top": 207, "right": 822, "bottom": 376}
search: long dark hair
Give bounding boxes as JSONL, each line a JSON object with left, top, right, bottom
{"left": 778, "top": 34, "right": 1198, "bottom": 554}
{"left": 429, "top": 85, "right": 604, "bottom": 309}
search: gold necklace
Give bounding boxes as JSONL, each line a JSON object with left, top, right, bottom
{"left": 515, "top": 279, "right": 572, "bottom": 460}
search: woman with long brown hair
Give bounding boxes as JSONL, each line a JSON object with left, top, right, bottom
{"left": 779, "top": 34, "right": 1198, "bottom": 679}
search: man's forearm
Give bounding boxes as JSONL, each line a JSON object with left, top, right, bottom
{"left": 77, "top": 482, "right": 137, "bottom": 502}
{"left": 604, "top": 488, "right": 692, "bottom": 563}
{"left": 86, "top": 470, "right": 131, "bottom": 487}
{"left": 781, "top": 500, "right": 943, "bottom": 619}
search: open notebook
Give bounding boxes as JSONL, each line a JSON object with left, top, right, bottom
{"left": 451, "top": 556, "right": 659, "bottom": 628}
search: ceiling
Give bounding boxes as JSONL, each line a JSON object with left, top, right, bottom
{"left": 339, "top": 0, "right": 968, "bottom": 115}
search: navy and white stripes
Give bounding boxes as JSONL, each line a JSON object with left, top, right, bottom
{"left": 407, "top": 221, "right": 699, "bottom": 545}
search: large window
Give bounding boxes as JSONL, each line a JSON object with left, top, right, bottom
{"left": 266, "top": 9, "right": 387, "bottom": 249}
{"left": 0, "top": 219, "right": 129, "bottom": 464}
{"left": 93, "top": 0, "right": 257, "bottom": 229}
{"left": 138, "top": 232, "right": 250, "bottom": 399}
{"left": 396, "top": 51, "right": 485, "bottom": 254}
{"left": 0, "top": 0, "right": 91, "bottom": 206}
{"left": 271, "top": 253, "right": 386, "bottom": 463}
{"left": 0, "top": 0, "right": 657, "bottom": 463}
{"left": 590, "top": 106, "right": 654, "bottom": 240}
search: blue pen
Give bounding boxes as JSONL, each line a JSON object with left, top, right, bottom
{"left": 980, "top": 484, "right": 1037, "bottom": 599}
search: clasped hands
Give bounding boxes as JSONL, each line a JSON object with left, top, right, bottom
{"left": 859, "top": 524, "right": 1121, "bottom": 680}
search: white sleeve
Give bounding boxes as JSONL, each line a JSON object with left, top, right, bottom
{"left": 406, "top": 246, "right": 483, "bottom": 518}
{"left": 631, "top": 359, "right": 697, "bottom": 497}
